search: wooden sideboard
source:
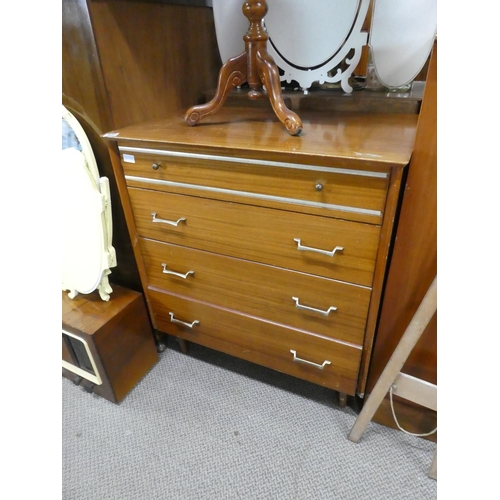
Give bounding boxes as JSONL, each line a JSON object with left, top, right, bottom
{"left": 104, "top": 107, "right": 417, "bottom": 400}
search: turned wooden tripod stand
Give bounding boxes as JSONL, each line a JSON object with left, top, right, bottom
{"left": 184, "top": 0, "right": 303, "bottom": 136}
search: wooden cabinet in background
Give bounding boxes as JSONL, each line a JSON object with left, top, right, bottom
{"left": 365, "top": 42, "right": 437, "bottom": 439}
{"left": 62, "top": 285, "right": 159, "bottom": 403}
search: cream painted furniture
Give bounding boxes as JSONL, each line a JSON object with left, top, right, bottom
{"left": 62, "top": 105, "right": 117, "bottom": 301}
{"left": 104, "top": 106, "right": 417, "bottom": 403}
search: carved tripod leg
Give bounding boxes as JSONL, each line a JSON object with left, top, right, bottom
{"left": 184, "top": 52, "right": 247, "bottom": 126}
{"left": 256, "top": 48, "right": 303, "bottom": 136}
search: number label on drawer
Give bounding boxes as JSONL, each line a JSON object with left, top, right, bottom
{"left": 123, "top": 154, "right": 135, "bottom": 163}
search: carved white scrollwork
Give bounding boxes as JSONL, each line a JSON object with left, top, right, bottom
{"left": 264, "top": 0, "right": 370, "bottom": 92}
{"left": 212, "top": 0, "right": 371, "bottom": 93}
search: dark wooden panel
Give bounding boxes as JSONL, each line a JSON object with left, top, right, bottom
{"left": 89, "top": 1, "right": 221, "bottom": 128}
{"left": 203, "top": 86, "right": 423, "bottom": 115}
{"left": 62, "top": 0, "right": 114, "bottom": 132}
{"left": 97, "top": 0, "right": 213, "bottom": 5}
{"left": 62, "top": 285, "right": 159, "bottom": 403}
{"left": 365, "top": 41, "right": 437, "bottom": 436}
{"left": 63, "top": 1, "right": 221, "bottom": 290}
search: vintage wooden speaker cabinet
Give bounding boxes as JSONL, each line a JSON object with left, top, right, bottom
{"left": 62, "top": 284, "right": 159, "bottom": 403}
{"left": 104, "top": 106, "right": 418, "bottom": 403}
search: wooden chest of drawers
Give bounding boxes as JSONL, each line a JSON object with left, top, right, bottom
{"left": 105, "top": 107, "right": 417, "bottom": 398}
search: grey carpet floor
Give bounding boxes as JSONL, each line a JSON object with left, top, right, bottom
{"left": 62, "top": 337, "right": 437, "bottom": 500}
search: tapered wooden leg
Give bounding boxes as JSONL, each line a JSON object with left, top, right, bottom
{"left": 177, "top": 338, "right": 189, "bottom": 354}
{"left": 185, "top": 52, "right": 247, "bottom": 126}
{"left": 338, "top": 392, "right": 348, "bottom": 408}
{"left": 256, "top": 48, "right": 302, "bottom": 136}
{"left": 153, "top": 330, "right": 166, "bottom": 353}
{"left": 428, "top": 448, "right": 437, "bottom": 480}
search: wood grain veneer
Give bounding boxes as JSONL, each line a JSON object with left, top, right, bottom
{"left": 128, "top": 187, "right": 381, "bottom": 287}
{"left": 89, "top": 1, "right": 221, "bottom": 129}
{"left": 365, "top": 42, "right": 437, "bottom": 437}
{"left": 149, "top": 288, "right": 362, "bottom": 395}
{"left": 62, "top": 285, "right": 158, "bottom": 403}
{"left": 62, "top": 0, "right": 114, "bottom": 133}
{"left": 105, "top": 107, "right": 417, "bottom": 167}
{"left": 104, "top": 106, "right": 417, "bottom": 398}
{"left": 119, "top": 148, "right": 389, "bottom": 224}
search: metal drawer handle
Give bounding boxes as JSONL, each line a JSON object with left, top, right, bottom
{"left": 151, "top": 212, "right": 187, "bottom": 226}
{"left": 292, "top": 297, "right": 337, "bottom": 316}
{"left": 290, "top": 350, "right": 332, "bottom": 370}
{"left": 169, "top": 312, "right": 199, "bottom": 329}
{"left": 162, "top": 264, "right": 194, "bottom": 279}
{"left": 293, "top": 238, "right": 343, "bottom": 257}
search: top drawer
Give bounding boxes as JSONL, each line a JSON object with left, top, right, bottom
{"left": 118, "top": 146, "right": 389, "bottom": 225}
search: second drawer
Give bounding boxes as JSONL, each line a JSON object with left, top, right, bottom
{"left": 140, "top": 238, "right": 371, "bottom": 345}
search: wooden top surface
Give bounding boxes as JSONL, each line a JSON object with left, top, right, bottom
{"left": 103, "top": 107, "right": 418, "bottom": 167}
{"left": 62, "top": 285, "right": 140, "bottom": 334}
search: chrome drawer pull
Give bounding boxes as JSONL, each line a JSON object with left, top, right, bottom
{"left": 162, "top": 264, "right": 195, "bottom": 279}
{"left": 292, "top": 297, "right": 337, "bottom": 316}
{"left": 290, "top": 350, "right": 332, "bottom": 370}
{"left": 293, "top": 238, "right": 343, "bottom": 257}
{"left": 169, "top": 312, "right": 199, "bottom": 329}
{"left": 151, "top": 212, "right": 186, "bottom": 226}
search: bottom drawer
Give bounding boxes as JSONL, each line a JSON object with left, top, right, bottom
{"left": 148, "top": 287, "right": 362, "bottom": 395}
